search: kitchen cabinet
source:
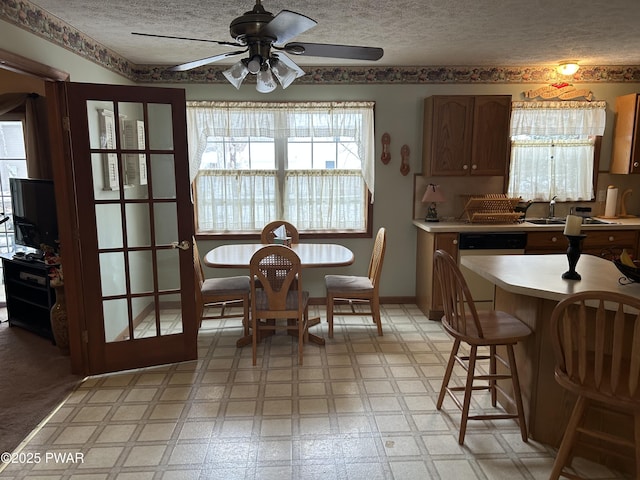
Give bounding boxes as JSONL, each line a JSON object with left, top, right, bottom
{"left": 422, "top": 95, "right": 512, "bottom": 176}
{"left": 525, "top": 230, "right": 638, "bottom": 257}
{"left": 610, "top": 93, "right": 640, "bottom": 174}
{"left": 415, "top": 230, "right": 458, "bottom": 319}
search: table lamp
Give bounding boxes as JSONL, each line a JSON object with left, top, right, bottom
{"left": 422, "top": 184, "right": 446, "bottom": 222}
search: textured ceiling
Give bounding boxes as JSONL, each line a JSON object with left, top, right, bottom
{"left": 27, "top": 0, "right": 640, "bottom": 69}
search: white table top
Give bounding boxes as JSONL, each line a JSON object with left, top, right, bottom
{"left": 204, "top": 243, "right": 355, "bottom": 269}
{"left": 460, "top": 254, "right": 640, "bottom": 302}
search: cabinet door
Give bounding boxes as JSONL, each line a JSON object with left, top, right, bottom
{"left": 471, "top": 96, "right": 512, "bottom": 175}
{"left": 423, "top": 96, "right": 474, "bottom": 175}
{"left": 610, "top": 94, "right": 640, "bottom": 174}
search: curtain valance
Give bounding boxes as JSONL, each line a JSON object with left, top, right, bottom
{"left": 510, "top": 101, "right": 607, "bottom": 136}
{"left": 186, "top": 101, "right": 375, "bottom": 199}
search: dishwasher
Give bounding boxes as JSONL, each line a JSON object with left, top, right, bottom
{"left": 457, "top": 232, "right": 527, "bottom": 310}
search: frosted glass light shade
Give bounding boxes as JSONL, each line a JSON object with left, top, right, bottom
{"left": 256, "top": 69, "right": 277, "bottom": 93}
{"left": 223, "top": 61, "right": 249, "bottom": 89}
{"left": 557, "top": 62, "right": 579, "bottom": 76}
{"left": 271, "top": 54, "right": 305, "bottom": 89}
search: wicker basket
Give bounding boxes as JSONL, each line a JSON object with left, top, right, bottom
{"left": 463, "top": 194, "right": 522, "bottom": 224}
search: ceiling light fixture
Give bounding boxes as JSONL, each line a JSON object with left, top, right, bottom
{"left": 223, "top": 52, "right": 305, "bottom": 92}
{"left": 557, "top": 61, "right": 580, "bottom": 76}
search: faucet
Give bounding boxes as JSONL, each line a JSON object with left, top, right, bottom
{"left": 549, "top": 195, "right": 558, "bottom": 218}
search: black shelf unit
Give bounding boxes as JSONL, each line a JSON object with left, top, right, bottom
{"left": 1, "top": 253, "right": 55, "bottom": 341}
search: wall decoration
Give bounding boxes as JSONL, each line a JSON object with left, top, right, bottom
{"left": 524, "top": 83, "right": 593, "bottom": 101}
{"left": 381, "top": 132, "right": 391, "bottom": 164}
{"left": 400, "top": 145, "right": 410, "bottom": 176}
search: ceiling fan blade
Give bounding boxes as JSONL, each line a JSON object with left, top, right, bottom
{"left": 169, "top": 50, "right": 247, "bottom": 72}
{"left": 132, "top": 32, "right": 242, "bottom": 48}
{"left": 283, "top": 42, "right": 384, "bottom": 61}
{"left": 260, "top": 10, "right": 317, "bottom": 45}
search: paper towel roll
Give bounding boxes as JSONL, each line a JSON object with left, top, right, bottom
{"left": 604, "top": 185, "right": 618, "bottom": 218}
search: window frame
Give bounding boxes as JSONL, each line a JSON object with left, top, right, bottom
{"left": 189, "top": 101, "right": 375, "bottom": 240}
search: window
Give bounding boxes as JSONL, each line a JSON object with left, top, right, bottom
{"left": 186, "top": 101, "right": 375, "bottom": 234}
{"left": 0, "top": 119, "right": 29, "bottom": 304}
{"left": 507, "top": 101, "right": 606, "bottom": 202}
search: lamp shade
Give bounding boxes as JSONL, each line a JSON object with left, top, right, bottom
{"left": 557, "top": 61, "right": 579, "bottom": 76}
{"left": 422, "top": 184, "right": 446, "bottom": 203}
{"left": 223, "top": 61, "right": 249, "bottom": 90}
{"left": 256, "top": 68, "right": 277, "bottom": 93}
{"left": 271, "top": 54, "right": 305, "bottom": 89}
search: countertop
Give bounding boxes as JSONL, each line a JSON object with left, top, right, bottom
{"left": 413, "top": 217, "right": 640, "bottom": 233}
{"left": 459, "top": 253, "right": 640, "bottom": 302}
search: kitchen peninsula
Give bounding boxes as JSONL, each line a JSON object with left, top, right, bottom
{"left": 460, "top": 253, "right": 639, "bottom": 473}
{"left": 413, "top": 217, "right": 640, "bottom": 319}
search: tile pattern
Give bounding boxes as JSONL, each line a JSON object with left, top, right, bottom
{"left": 0, "top": 305, "right": 631, "bottom": 479}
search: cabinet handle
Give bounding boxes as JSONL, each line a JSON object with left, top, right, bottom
{"left": 471, "top": 164, "right": 477, "bottom": 170}
{"left": 609, "top": 236, "right": 615, "bottom": 242}
{"left": 453, "top": 239, "right": 458, "bottom": 245}
{"left": 462, "top": 165, "right": 469, "bottom": 170}
{"left": 551, "top": 236, "right": 558, "bottom": 242}
{"left": 634, "top": 162, "right": 639, "bottom": 168}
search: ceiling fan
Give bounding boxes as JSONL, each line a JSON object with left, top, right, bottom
{"left": 132, "top": 0, "right": 384, "bottom": 92}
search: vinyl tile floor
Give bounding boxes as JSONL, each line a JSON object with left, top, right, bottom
{"left": 0, "top": 304, "right": 632, "bottom": 479}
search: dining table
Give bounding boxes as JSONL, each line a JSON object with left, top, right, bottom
{"left": 204, "top": 242, "right": 355, "bottom": 347}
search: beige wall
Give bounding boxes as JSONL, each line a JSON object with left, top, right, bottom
{"left": 2, "top": 18, "right": 640, "bottom": 298}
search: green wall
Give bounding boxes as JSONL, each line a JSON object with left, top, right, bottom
{"left": 3, "top": 18, "right": 640, "bottom": 299}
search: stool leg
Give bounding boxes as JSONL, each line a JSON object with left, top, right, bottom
{"left": 437, "top": 339, "right": 460, "bottom": 409}
{"left": 459, "top": 345, "right": 478, "bottom": 445}
{"left": 489, "top": 345, "right": 497, "bottom": 407}
{"left": 635, "top": 412, "right": 640, "bottom": 480}
{"left": 506, "top": 344, "right": 528, "bottom": 442}
{"left": 549, "top": 395, "right": 586, "bottom": 480}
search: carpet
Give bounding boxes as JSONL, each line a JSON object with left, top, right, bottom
{"left": 0, "top": 318, "right": 83, "bottom": 453}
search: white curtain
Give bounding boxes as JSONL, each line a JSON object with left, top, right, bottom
{"left": 186, "top": 101, "right": 376, "bottom": 199}
{"left": 195, "top": 170, "right": 278, "bottom": 231}
{"left": 510, "top": 101, "right": 607, "bottom": 136}
{"left": 508, "top": 101, "right": 606, "bottom": 202}
{"left": 284, "top": 170, "right": 364, "bottom": 230}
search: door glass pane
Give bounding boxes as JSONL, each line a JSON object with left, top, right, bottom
{"left": 99, "top": 252, "right": 126, "bottom": 296}
{"left": 87, "top": 101, "right": 116, "bottom": 150}
{"left": 159, "top": 294, "right": 183, "bottom": 335}
{"left": 124, "top": 154, "right": 149, "bottom": 200}
{"left": 91, "top": 153, "right": 120, "bottom": 199}
{"left": 154, "top": 203, "right": 178, "bottom": 246}
{"left": 150, "top": 154, "right": 176, "bottom": 199}
{"left": 96, "top": 204, "right": 123, "bottom": 249}
{"left": 148, "top": 103, "right": 174, "bottom": 150}
{"left": 103, "top": 298, "right": 129, "bottom": 342}
{"left": 129, "top": 250, "right": 154, "bottom": 294}
{"left": 125, "top": 204, "right": 151, "bottom": 247}
{"left": 157, "top": 248, "right": 180, "bottom": 291}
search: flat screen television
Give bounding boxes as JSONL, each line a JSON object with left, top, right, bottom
{"left": 10, "top": 178, "right": 59, "bottom": 253}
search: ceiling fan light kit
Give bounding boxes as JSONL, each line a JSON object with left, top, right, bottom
{"left": 133, "top": 0, "right": 383, "bottom": 93}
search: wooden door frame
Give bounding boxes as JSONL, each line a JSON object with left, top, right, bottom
{"left": 0, "top": 52, "right": 88, "bottom": 373}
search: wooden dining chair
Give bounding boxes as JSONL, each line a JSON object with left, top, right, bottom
{"left": 433, "top": 249, "right": 531, "bottom": 445}
{"left": 260, "top": 220, "right": 300, "bottom": 244}
{"left": 250, "top": 244, "right": 310, "bottom": 365}
{"left": 325, "top": 227, "right": 386, "bottom": 338}
{"left": 548, "top": 291, "right": 640, "bottom": 480}
{"left": 193, "top": 238, "right": 251, "bottom": 336}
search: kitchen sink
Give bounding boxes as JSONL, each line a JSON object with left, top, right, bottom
{"left": 526, "top": 218, "right": 566, "bottom": 225}
{"left": 526, "top": 217, "right": 612, "bottom": 225}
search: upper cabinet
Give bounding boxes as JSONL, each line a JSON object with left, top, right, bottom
{"left": 610, "top": 93, "right": 640, "bottom": 174}
{"left": 422, "top": 95, "right": 512, "bottom": 176}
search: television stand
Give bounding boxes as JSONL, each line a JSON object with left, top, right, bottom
{"left": 1, "top": 253, "right": 55, "bottom": 341}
